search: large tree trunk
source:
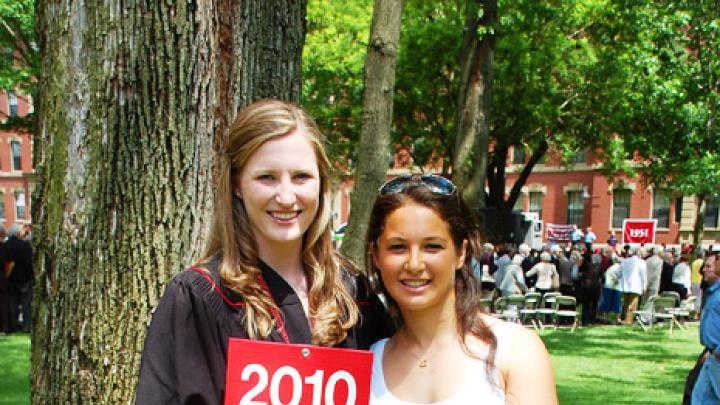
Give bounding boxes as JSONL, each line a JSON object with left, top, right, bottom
{"left": 452, "top": 0, "right": 496, "bottom": 209}
{"left": 340, "top": 0, "right": 403, "bottom": 272}
{"left": 32, "top": 1, "right": 306, "bottom": 402}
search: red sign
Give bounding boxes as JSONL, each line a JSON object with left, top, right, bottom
{"left": 546, "top": 223, "right": 574, "bottom": 241}
{"left": 622, "top": 219, "right": 657, "bottom": 245}
{"left": 225, "top": 339, "right": 373, "bottom": 405}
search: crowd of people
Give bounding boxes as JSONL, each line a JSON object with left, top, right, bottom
{"left": 472, "top": 237, "right": 714, "bottom": 327}
{"left": 470, "top": 230, "right": 720, "bottom": 402}
{"left": 0, "top": 223, "right": 34, "bottom": 335}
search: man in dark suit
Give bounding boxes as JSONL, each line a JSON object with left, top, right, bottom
{"left": 660, "top": 253, "right": 675, "bottom": 294}
{"left": 5, "top": 224, "right": 33, "bottom": 333}
{"left": 0, "top": 227, "right": 7, "bottom": 333}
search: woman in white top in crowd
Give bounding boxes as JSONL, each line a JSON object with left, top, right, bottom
{"left": 366, "top": 175, "right": 557, "bottom": 405}
{"left": 527, "top": 252, "right": 560, "bottom": 295}
{"left": 499, "top": 255, "right": 529, "bottom": 297}
{"left": 671, "top": 253, "right": 691, "bottom": 299}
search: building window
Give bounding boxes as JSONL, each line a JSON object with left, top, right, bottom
{"left": 572, "top": 149, "right": 587, "bottom": 164}
{"left": 675, "top": 197, "right": 683, "bottom": 223}
{"left": 512, "top": 146, "right": 526, "bottom": 164}
{"left": 705, "top": 197, "right": 720, "bottom": 228}
{"left": 653, "top": 190, "right": 671, "bottom": 228}
{"left": 0, "top": 194, "right": 5, "bottom": 220}
{"left": 529, "top": 191, "right": 543, "bottom": 219}
{"left": 567, "top": 191, "right": 584, "bottom": 227}
{"left": 14, "top": 191, "right": 25, "bottom": 220}
{"left": 10, "top": 140, "right": 20, "bottom": 171}
{"left": 8, "top": 91, "right": 17, "bottom": 118}
{"left": 612, "top": 189, "right": 631, "bottom": 228}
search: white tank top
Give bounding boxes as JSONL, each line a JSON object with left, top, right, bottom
{"left": 369, "top": 321, "right": 512, "bottom": 405}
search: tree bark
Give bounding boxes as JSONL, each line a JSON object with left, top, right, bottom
{"left": 692, "top": 194, "right": 706, "bottom": 251}
{"left": 32, "top": 0, "right": 306, "bottom": 402}
{"left": 452, "top": 0, "right": 496, "bottom": 209}
{"left": 340, "top": 0, "right": 403, "bottom": 272}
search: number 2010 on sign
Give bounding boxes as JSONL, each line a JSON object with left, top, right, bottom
{"left": 238, "top": 364, "right": 357, "bottom": 405}
{"left": 224, "top": 339, "right": 373, "bottom": 405}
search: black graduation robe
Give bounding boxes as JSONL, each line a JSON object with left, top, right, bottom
{"left": 135, "top": 258, "right": 391, "bottom": 404}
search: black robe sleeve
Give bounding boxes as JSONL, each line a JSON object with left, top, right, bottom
{"left": 136, "top": 271, "right": 237, "bottom": 405}
{"left": 350, "top": 272, "right": 397, "bottom": 348}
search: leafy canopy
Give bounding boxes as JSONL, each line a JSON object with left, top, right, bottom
{"left": 0, "top": 0, "right": 37, "bottom": 93}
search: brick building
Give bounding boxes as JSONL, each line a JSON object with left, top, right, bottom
{"left": 332, "top": 146, "right": 720, "bottom": 249}
{"left": 506, "top": 147, "right": 719, "bottom": 248}
{"left": 0, "top": 90, "right": 34, "bottom": 228}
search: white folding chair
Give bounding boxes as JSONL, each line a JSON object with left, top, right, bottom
{"left": 552, "top": 295, "right": 579, "bottom": 332}
{"left": 653, "top": 296, "right": 682, "bottom": 334}
{"left": 634, "top": 295, "right": 657, "bottom": 332}
{"left": 520, "top": 292, "right": 542, "bottom": 329}
{"left": 536, "top": 292, "right": 561, "bottom": 330}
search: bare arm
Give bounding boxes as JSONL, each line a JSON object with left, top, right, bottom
{"left": 502, "top": 327, "right": 558, "bottom": 405}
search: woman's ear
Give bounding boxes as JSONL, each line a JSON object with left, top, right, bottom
{"left": 233, "top": 188, "right": 242, "bottom": 199}
{"left": 232, "top": 172, "right": 243, "bottom": 199}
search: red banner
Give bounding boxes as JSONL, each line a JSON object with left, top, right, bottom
{"left": 622, "top": 219, "right": 657, "bottom": 245}
{"left": 225, "top": 339, "right": 373, "bottom": 405}
{"left": 546, "top": 223, "right": 574, "bottom": 241}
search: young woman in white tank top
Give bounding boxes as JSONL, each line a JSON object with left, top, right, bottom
{"left": 365, "top": 175, "right": 558, "bottom": 405}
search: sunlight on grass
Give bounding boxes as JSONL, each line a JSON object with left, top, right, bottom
{"left": 0, "top": 324, "right": 702, "bottom": 404}
{"left": 0, "top": 333, "right": 30, "bottom": 405}
{"left": 541, "top": 323, "right": 700, "bottom": 404}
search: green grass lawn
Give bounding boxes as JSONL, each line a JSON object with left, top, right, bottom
{"left": 0, "top": 333, "right": 30, "bottom": 405}
{"left": 541, "top": 323, "right": 700, "bottom": 404}
{"left": 0, "top": 324, "right": 703, "bottom": 404}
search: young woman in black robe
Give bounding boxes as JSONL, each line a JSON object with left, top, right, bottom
{"left": 136, "top": 99, "right": 390, "bottom": 404}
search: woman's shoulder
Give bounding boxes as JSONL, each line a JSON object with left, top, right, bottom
{"left": 480, "top": 314, "right": 528, "bottom": 339}
{"left": 475, "top": 315, "right": 544, "bottom": 358}
{"left": 164, "top": 258, "right": 245, "bottom": 310}
{"left": 169, "top": 258, "right": 218, "bottom": 292}
{"left": 480, "top": 315, "right": 549, "bottom": 364}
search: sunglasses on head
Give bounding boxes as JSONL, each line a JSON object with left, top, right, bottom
{"left": 378, "top": 174, "right": 457, "bottom": 196}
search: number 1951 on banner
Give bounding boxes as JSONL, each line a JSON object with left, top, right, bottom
{"left": 225, "top": 339, "right": 374, "bottom": 405}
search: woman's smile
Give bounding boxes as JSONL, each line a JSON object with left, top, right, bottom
{"left": 401, "top": 278, "right": 431, "bottom": 289}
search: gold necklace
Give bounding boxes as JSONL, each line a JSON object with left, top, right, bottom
{"left": 397, "top": 334, "right": 433, "bottom": 368}
{"left": 406, "top": 350, "right": 429, "bottom": 368}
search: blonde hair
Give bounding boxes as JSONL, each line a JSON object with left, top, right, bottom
{"left": 201, "top": 99, "right": 358, "bottom": 345}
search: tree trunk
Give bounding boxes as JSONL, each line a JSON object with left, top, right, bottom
{"left": 340, "top": 0, "right": 403, "bottom": 272}
{"left": 693, "top": 194, "right": 706, "bottom": 250}
{"left": 452, "top": 0, "right": 496, "bottom": 209}
{"left": 487, "top": 140, "right": 550, "bottom": 243}
{"left": 32, "top": 1, "right": 306, "bottom": 402}
{"left": 484, "top": 143, "right": 509, "bottom": 243}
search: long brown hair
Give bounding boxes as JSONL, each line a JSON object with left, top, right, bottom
{"left": 365, "top": 178, "right": 498, "bottom": 374}
{"left": 202, "top": 99, "right": 357, "bottom": 345}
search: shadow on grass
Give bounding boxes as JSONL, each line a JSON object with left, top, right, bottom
{"left": 540, "top": 324, "right": 699, "bottom": 404}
